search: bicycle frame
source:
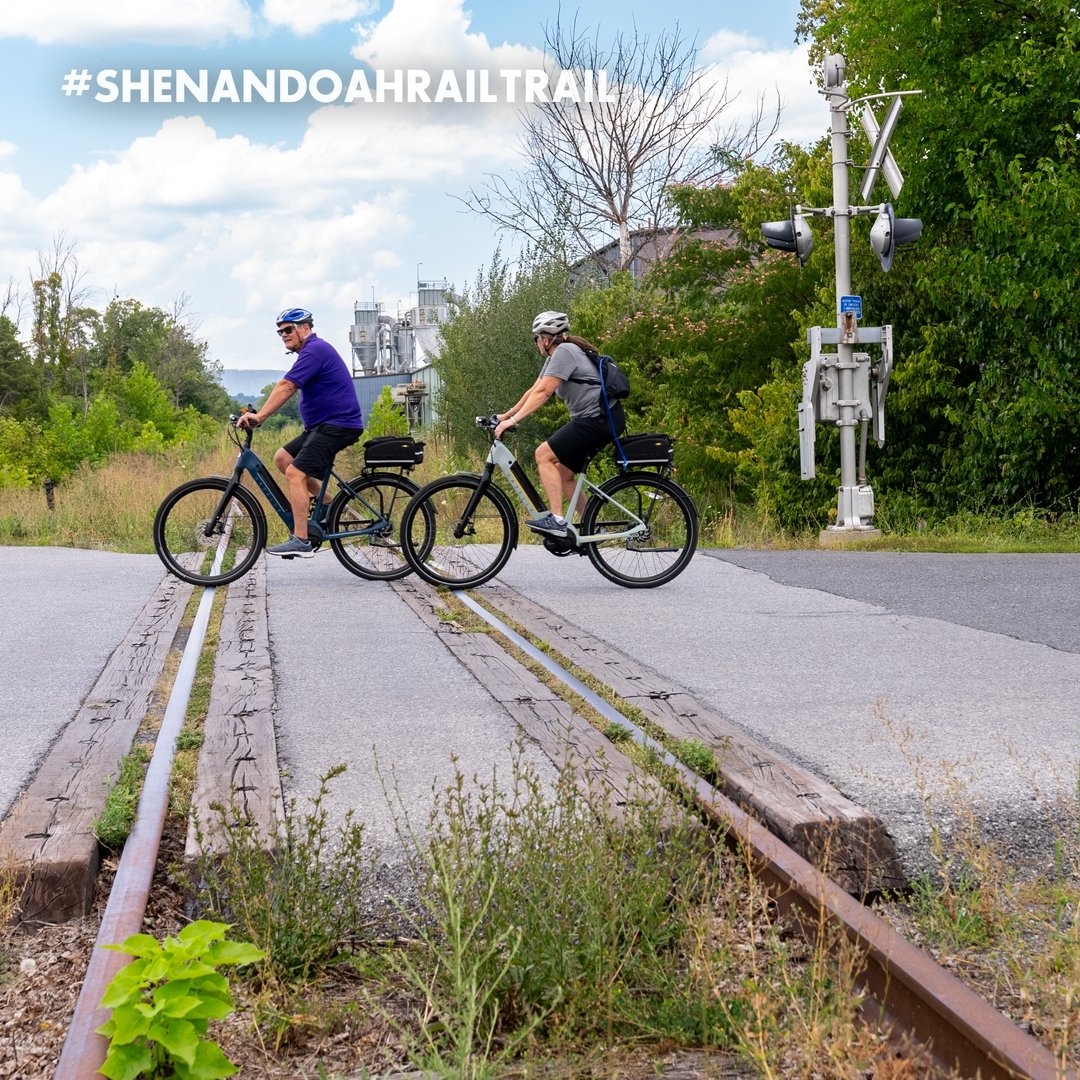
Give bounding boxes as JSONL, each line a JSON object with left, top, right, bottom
{"left": 475, "top": 435, "right": 647, "bottom": 545}
{"left": 219, "top": 426, "right": 391, "bottom": 542}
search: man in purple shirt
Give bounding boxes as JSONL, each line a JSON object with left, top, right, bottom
{"left": 238, "top": 307, "right": 363, "bottom": 558}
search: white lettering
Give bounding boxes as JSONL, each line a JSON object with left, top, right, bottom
{"left": 551, "top": 70, "right": 580, "bottom": 103}
{"left": 243, "top": 69, "right": 274, "bottom": 103}
{"left": 524, "top": 69, "right": 548, "bottom": 103}
{"left": 122, "top": 69, "right": 150, "bottom": 102}
{"left": 279, "top": 70, "right": 306, "bottom": 103}
{"left": 177, "top": 69, "right": 208, "bottom": 102}
{"left": 211, "top": 69, "right": 240, "bottom": 103}
{"left": 309, "top": 69, "right": 342, "bottom": 104}
{"left": 406, "top": 69, "right": 431, "bottom": 103}
{"left": 434, "top": 70, "right": 462, "bottom": 103}
{"left": 376, "top": 69, "right": 403, "bottom": 102}
{"left": 596, "top": 69, "right": 617, "bottom": 103}
{"left": 345, "top": 69, "right": 373, "bottom": 103}
{"left": 500, "top": 69, "right": 522, "bottom": 102}
{"left": 152, "top": 69, "right": 172, "bottom": 102}
{"left": 94, "top": 70, "right": 119, "bottom": 103}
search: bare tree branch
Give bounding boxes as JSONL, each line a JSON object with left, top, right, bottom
{"left": 458, "top": 16, "right": 780, "bottom": 271}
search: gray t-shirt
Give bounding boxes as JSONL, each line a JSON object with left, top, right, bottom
{"left": 540, "top": 341, "right": 602, "bottom": 420}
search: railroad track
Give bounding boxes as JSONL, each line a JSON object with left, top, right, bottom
{"left": 1, "top": 559, "right": 1073, "bottom": 1078}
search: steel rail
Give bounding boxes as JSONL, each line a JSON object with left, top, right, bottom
{"left": 55, "top": 528, "right": 234, "bottom": 1078}
{"left": 456, "top": 587, "right": 1072, "bottom": 1080}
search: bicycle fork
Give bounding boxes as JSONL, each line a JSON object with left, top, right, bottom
{"left": 454, "top": 465, "right": 497, "bottom": 538}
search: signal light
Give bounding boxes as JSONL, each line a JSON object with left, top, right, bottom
{"left": 870, "top": 203, "right": 922, "bottom": 271}
{"left": 761, "top": 210, "right": 814, "bottom": 267}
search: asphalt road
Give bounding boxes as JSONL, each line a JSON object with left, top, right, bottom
{"left": 0, "top": 547, "right": 167, "bottom": 821}
{"left": 4, "top": 545, "right": 1078, "bottom": 876}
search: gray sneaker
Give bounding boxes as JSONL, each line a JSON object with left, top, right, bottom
{"left": 525, "top": 512, "right": 568, "bottom": 538}
{"left": 266, "top": 535, "right": 316, "bottom": 559}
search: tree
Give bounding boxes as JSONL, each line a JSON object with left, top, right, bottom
{"left": 0, "top": 316, "right": 38, "bottom": 420}
{"left": 570, "top": 146, "right": 833, "bottom": 516}
{"left": 461, "top": 18, "right": 778, "bottom": 271}
{"left": 434, "top": 252, "right": 572, "bottom": 457}
{"left": 29, "top": 237, "right": 94, "bottom": 415}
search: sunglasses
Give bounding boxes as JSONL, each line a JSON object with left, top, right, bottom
{"left": 276, "top": 325, "right": 297, "bottom": 337}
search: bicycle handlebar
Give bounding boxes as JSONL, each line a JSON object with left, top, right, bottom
{"left": 228, "top": 410, "right": 256, "bottom": 448}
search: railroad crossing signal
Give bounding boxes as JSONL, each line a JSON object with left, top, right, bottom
{"left": 761, "top": 209, "right": 814, "bottom": 266}
{"left": 860, "top": 97, "right": 905, "bottom": 200}
{"left": 870, "top": 203, "right": 923, "bottom": 272}
{"left": 760, "top": 53, "right": 923, "bottom": 533}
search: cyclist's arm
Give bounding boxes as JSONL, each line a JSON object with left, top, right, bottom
{"left": 495, "top": 375, "right": 560, "bottom": 436}
{"left": 242, "top": 378, "right": 298, "bottom": 426}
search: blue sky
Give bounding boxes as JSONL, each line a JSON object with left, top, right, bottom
{"left": 0, "top": 1, "right": 822, "bottom": 371}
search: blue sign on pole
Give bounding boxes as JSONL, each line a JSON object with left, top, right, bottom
{"left": 840, "top": 295, "right": 863, "bottom": 318}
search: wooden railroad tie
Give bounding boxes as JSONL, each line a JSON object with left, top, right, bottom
{"left": 0, "top": 570, "right": 194, "bottom": 923}
{"left": 478, "top": 585, "right": 906, "bottom": 896}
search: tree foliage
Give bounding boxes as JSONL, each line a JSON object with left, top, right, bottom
{"left": 0, "top": 246, "right": 231, "bottom": 490}
{"left": 434, "top": 253, "right": 572, "bottom": 461}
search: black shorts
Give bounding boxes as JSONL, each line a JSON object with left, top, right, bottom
{"left": 545, "top": 404, "right": 625, "bottom": 473}
{"left": 283, "top": 423, "right": 363, "bottom": 478}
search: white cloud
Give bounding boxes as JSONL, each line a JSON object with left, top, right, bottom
{"left": 352, "top": 0, "right": 540, "bottom": 75}
{"left": 700, "top": 32, "right": 824, "bottom": 148}
{"left": 262, "top": 0, "right": 378, "bottom": 37}
{"left": 1, "top": 0, "right": 255, "bottom": 45}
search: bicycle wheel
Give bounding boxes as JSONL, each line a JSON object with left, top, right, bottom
{"left": 400, "top": 474, "right": 517, "bottom": 588}
{"left": 153, "top": 476, "right": 267, "bottom": 586}
{"left": 580, "top": 471, "right": 698, "bottom": 588}
{"left": 326, "top": 473, "right": 432, "bottom": 581}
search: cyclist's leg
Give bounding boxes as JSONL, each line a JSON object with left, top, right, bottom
{"left": 287, "top": 424, "right": 362, "bottom": 542}
{"left": 534, "top": 441, "right": 576, "bottom": 518}
{"left": 544, "top": 412, "right": 620, "bottom": 520}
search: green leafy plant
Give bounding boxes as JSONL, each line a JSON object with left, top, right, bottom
{"left": 96, "top": 919, "right": 263, "bottom": 1080}
{"left": 673, "top": 737, "right": 718, "bottom": 780}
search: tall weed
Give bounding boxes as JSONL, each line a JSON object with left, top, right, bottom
{"left": 188, "top": 765, "right": 376, "bottom": 985}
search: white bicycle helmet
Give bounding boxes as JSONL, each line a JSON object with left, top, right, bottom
{"left": 531, "top": 310, "right": 570, "bottom": 337}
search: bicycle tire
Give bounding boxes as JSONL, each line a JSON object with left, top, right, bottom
{"left": 580, "top": 470, "right": 698, "bottom": 588}
{"left": 400, "top": 474, "right": 517, "bottom": 588}
{"left": 153, "top": 476, "right": 267, "bottom": 586}
{"left": 326, "top": 472, "right": 432, "bottom": 581}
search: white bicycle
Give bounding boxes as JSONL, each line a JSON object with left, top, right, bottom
{"left": 398, "top": 416, "right": 699, "bottom": 589}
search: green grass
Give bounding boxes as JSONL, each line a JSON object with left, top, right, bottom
{"left": 93, "top": 744, "right": 151, "bottom": 850}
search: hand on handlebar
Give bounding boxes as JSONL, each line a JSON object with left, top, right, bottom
{"left": 235, "top": 405, "right": 261, "bottom": 429}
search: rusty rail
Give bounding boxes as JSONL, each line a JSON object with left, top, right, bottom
{"left": 457, "top": 587, "right": 1073, "bottom": 1080}
{"left": 55, "top": 537, "right": 232, "bottom": 1077}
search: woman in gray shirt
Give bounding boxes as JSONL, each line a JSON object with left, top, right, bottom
{"left": 494, "top": 311, "right": 625, "bottom": 538}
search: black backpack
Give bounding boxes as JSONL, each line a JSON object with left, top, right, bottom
{"left": 567, "top": 348, "right": 631, "bottom": 400}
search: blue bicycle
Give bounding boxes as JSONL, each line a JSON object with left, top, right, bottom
{"left": 153, "top": 416, "right": 433, "bottom": 587}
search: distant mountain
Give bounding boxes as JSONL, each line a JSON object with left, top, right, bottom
{"left": 220, "top": 369, "right": 283, "bottom": 402}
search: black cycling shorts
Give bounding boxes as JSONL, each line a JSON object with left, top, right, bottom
{"left": 545, "top": 404, "right": 625, "bottom": 474}
{"left": 283, "top": 423, "right": 363, "bottom": 478}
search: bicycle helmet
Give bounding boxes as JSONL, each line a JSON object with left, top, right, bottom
{"left": 531, "top": 311, "right": 569, "bottom": 337}
{"left": 276, "top": 306, "right": 314, "bottom": 326}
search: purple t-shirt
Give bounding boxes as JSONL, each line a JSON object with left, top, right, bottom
{"left": 284, "top": 334, "right": 363, "bottom": 430}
